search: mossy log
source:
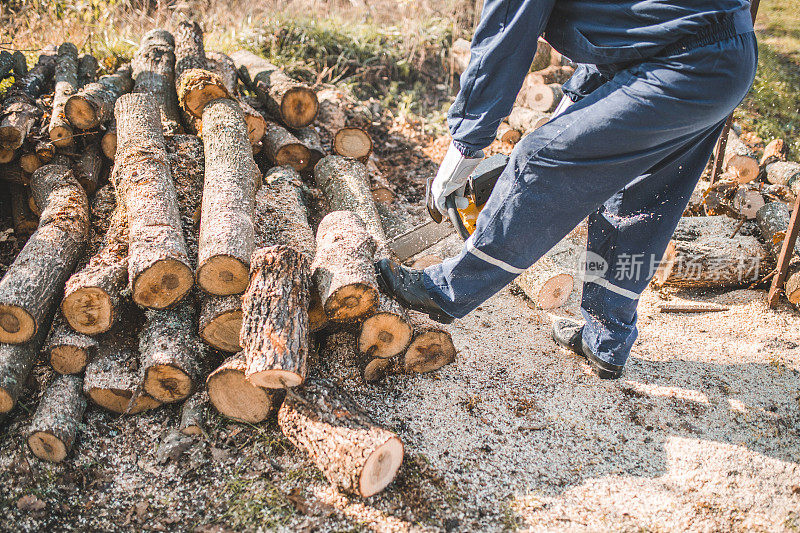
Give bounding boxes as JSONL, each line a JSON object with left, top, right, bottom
{"left": 132, "top": 29, "right": 183, "bottom": 135}
{"left": 198, "top": 98, "right": 258, "bottom": 296}
{"left": 48, "top": 42, "right": 80, "bottom": 148}
{"left": 231, "top": 50, "right": 318, "bottom": 129}
{"left": 27, "top": 374, "right": 86, "bottom": 462}
{"left": 65, "top": 65, "right": 133, "bottom": 130}
{"left": 277, "top": 377, "right": 404, "bottom": 497}
{"left": 113, "top": 93, "right": 193, "bottom": 308}
{"left": 206, "top": 353, "right": 284, "bottom": 423}
{"left": 0, "top": 164, "right": 89, "bottom": 344}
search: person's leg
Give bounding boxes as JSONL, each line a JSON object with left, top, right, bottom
{"left": 579, "top": 122, "right": 726, "bottom": 368}
{"left": 423, "top": 32, "right": 757, "bottom": 319}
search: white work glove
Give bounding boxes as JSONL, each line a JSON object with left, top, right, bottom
{"left": 432, "top": 142, "right": 484, "bottom": 216}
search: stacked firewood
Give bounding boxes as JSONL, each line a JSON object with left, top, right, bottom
{"left": 0, "top": 22, "right": 456, "bottom": 498}
{"left": 452, "top": 37, "right": 574, "bottom": 144}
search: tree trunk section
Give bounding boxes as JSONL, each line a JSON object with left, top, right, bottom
{"left": 529, "top": 39, "right": 552, "bottom": 72}
{"left": 113, "top": 93, "right": 193, "bottom": 309}
{"left": 101, "top": 119, "right": 117, "bottom": 160}
{"left": 652, "top": 216, "right": 772, "bottom": 289}
{"left": 756, "top": 202, "right": 800, "bottom": 305}
{"left": 519, "top": 83, "right": 563, "bottom": 113}
{"left": 496, "top": 122, "right": 521, "bottom": 144}
{"left": 333, "top": 127, "right": 372, "bottom": 163}
{"left": 262, "top": 121, "right": 311, "bottom": 171}
{"left": 277, "top": 377, "right": 404, "bottom": 497}
{"left": 84, "top": 324, "right": 162, "bottom": 414}
{"left": 49, "top": 42, "right": 80, "bottom": 148}
{"left": 402, "top": 312, "right": 456, "bottom": 374}
{"left": 179, "top": 389, "right": 207, "bottom": 436}
{"left": 206, "top": 353, "right": 284, "bottom": 423}
{"left": 241, "top": 245, "right": 311, "bottom": 389}
{"left": 760, "top": 138, "right": 787, "bottom": 168}
{"left": 507, "top": 107, "right": 549, "bottom": 133}
{"left": 766, "top": 161, "right": 800, "bottom": 186}
{"left": 45, "top": 314, "right": 98, "bottom": 375}
{"left": 77, "top": 53, "right": 99, "bottom": 88}
{"left": 321, "top": 330, "right": 394, "bottom": 386}
{"left": 139, "top": 304, "right": 204, "bottom": 403}
{"left": 10, "top": 183, "right": 38, "bottom": 238}
{"left": 0, "top": 307, "right": 53, "bottom": 413}
{"left": 231, "top": 50, "right": 318, "bottom": 129}
{"left": 132, "top": 29, "right": 183, "bottom": 135}
{"left": 0, "top": 164, "right": 89, "bottom": 344}
{"left": 311, "top": 210, "right": 379, "bottom": 322}
{"left": 199, "top": 294, "right": 242, "bottom": 352}
{"left": 27, "top": 374, "right": 86, "bottom": 462}
{"left": 512, "top": 228, "right": 584, "bottom": 309}
{"left": 75, "top": 140, "right": 104, "bottom": 194}
{"left": 0, "top": 50, "right": 54, "bottom": 150}
{"left": 715, "top": 129, "right": 759, "bottom": 184}
{"left": 65, "top": 65, "right": 133, "bottom": 130}
{"left": 198, "top": 98, "right": 258, "bottom": 295}
{"left": 292, "top": 126, "right": 325, "bottom": 170}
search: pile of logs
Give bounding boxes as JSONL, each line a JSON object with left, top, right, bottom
{"left": 452, "top": 36, "right": 574, "bottom": 144}
{"left": 0, "top": 22, "right": 457, "bottom": 499}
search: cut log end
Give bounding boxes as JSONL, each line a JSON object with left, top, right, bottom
{"left": 49, "top": 125, "right": 74, "bottom": 148}
{"left": 132, "top": 259, "right": 194, "bottom": 309}
{"left": 200, "top": 309, "right": 242, "bottom": 353}
{"left": 183, "top": 80, "right": 230, "bottom": 118}
{"left": 275, "top": 143, "right": 311, "bottom": 171}
{"left": 64, "top": 96, "right": 98, "bottom": 130}
{"left": 727, "top": 155, "right": 760, "bottom": 184}
{"left": 537, "top": 273, "right": 574, "bottom": 309}
{"left": 61, "top": 287, "right": 114, "bottom": 335}
{"left": 27, "top": 431, "right": 68, "bottom": 463}
{"left": 325, "top": 283, "right": 379, "bottom": 322}
{"left": 360, "top": 436, "right": 404, "bottom": 497}
{"left": 0, "top": 304, "right": 36, "bottom": 344}
{"left": 281, "top": 87, "right": 319, "bottom": 129}
{"left": 334, "top": 128, "right": 372, "bottom": 161}
{"left": 50, "top": 346, "right": 90, "bottom": 375}
{"left": 197, "top": 255, "right": 250, "bottom": 296}
{"left": 359, "top": 312, "right": 413, "bottom": 359}
{"left": 248, "top": 369, "right": 304, "bottom": 389}
{"left": 86, "top": 388, "right": 161, "bottom": 415}
{"left": 143, "top": 364, "right": 194, "bottom": 403}
{"left": 0, "top": 390, "right": 13, "bottom": 413}
{"left": 404, "top": 329, "right": 456, "bottom": 374}
{"left": 207, "top": 361, "right": 283, "bottom": 423}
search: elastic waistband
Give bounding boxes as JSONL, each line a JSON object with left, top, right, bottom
{"left": 661, "top": 9, "right": 753, "bottom": 57}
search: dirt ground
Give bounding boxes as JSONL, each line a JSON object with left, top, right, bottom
{"left": 1, "top": 120, "right": 799, "bottom": 532}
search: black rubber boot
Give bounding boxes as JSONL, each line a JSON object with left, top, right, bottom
{"left": 552, "top": 319, "right": 624, "bottom": 380}
{"left": 374, "top": 259, "right": 455, "bottom": 324}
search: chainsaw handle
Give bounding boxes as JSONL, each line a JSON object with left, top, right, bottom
{"left": 446, "top": 195, "right": 471, "bottom": 241}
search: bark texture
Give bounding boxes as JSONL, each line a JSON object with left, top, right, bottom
{"left": 254, "top": 166, "right": 316, "bottom": 256}
{"left": 77, "top": 53, "right": 99, "bottom": 88}
{"left": 0, "top": 308, "right": 53, "bottom": 413}
{"left": 113, "top": 93, "right": 193, "bottom": 309}
{"left": 45, "top": 314, "right": 98, "bottom": 375}
{"left": 139, "top": 304, "right": 204, "bottom": 403}
{"left": 231, "top": 50, "right": 318, "bottom": 129}
{"left": 49, "top": 42, "right": 80, "bottom": 147}
{"left": 322, "top": 330, "right": 394, "bottom": 386}
{"left": 262, "top": 121, "right": 311, "bottom": 171}
{"left": 10, "top": 183, "right": 38, "bottom": 237}
{"left": 65, "top": 65, "right": 133, "bottom": 130}
{"left": 292, "top": 126, "right": 325, "bottom": 170}
{"left": 179, "top": 390, "right": 206, "bottom": 436}
{"left": 27, "top": 374, "right": 86, "bottom": 462}
{"left": 653, "top": 216, "right": 772, "bottom": 288}
{"left": 756, "top": 202, "right": 800, "bottom": 305}
{"left": 198, "top": 98, "right": 258, "bottom": 295}
{"left": 0, "top": 51, "right": 54, "bottom": 150}
{"left": 0, "top": 164, "right": 89, "bottom": 344}
{"left": 277, "top": 377, "right": 404, "bottom": 497}
{"left": 311, "top": 210, "right": 379, "bottom": 322}
{"left": 75, "top": 140, "right": 104, "bottom": 194}
{"left": 206, "top": 353, "right": 284, "bottom": 423}
{"left": 132, "top": 29, "right": 182, "bottom": 135}
{"left": 766, "top": 162, "right": 800, "bottom": 187}
{"left": 199, "top": 294, "right": 242, "bottom": 352}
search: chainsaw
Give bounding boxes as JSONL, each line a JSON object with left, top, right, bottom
{"left": 387, "top": 154, "right": 509, "bottom": 261}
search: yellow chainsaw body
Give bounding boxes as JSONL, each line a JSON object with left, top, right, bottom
{"left": 457, "top": 199, "right": 485, "bottom": 236}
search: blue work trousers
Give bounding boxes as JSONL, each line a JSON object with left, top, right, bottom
{"left": 424, "top": 31, "right": 758, "bottom": 367}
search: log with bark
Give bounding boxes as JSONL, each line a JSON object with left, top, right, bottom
{"left": 241, "top": 245, "right": 311, "bottom": 389}
{"left": 652, "top": 216, "right": 772, "bottom": 289}
{"left": 10, "top": 183, "right": 38, "bottom": 238}
{"left": 19, "top": 151, "right": 42, "bottom": 175}
{"left": 174, "top": 21, "right": 230, "bottom": 119}
{"left": 0, "top": 308, "right": 53, "bottom": 413}
{"left": 132, "top": 29, "right": 183, "bottom": 135}
{"left": 84, "top": 324, "right": 162, "bottom": 414}
{"left": 314, "top": 156, "right": 412, "bottom": 357}
{"left": 0, "top": 147, "right": 15, "bottom": 164}
{"left": 139, "top": 304, "right": 204, "bottom": 403}
{"left": 2, "top": 163, "right": 29, "bottom": 185}
{"left": 527, "top": 65, "right": 575, "bottom": 85}
{"left": 262, "top": 121, "right": 311, "bottom": 171}
{"left": 65, "top": 65, "right": 133, "bottom": 130}
{"left": 760, "top": 138, "right": 788, "bottom": 168}
{"left": 311, "top": 210, "right": 379, "bottom": 322}
{"left": 198, "top": 98, "right": 258, "bottom": 295}
{"left": 0, "top": 50, "right": 15, "bottom": 80}
{"left": 101, "top": 119, "right": 117, "bottom": 159}
{"left": 292, "top": 126, "right": 325, "bottom": 170}
{"left": 277, "top": 377, "right": 404, "bottom": 497}
{"left": 45, "top": 314, "right": 98, "bottom": 375}
{"left": 75, "top": 137, "right": 104, "bottom": 194}
{"left": 321, "top": 330, "right": 394, "bottom": 386}
{"left": 0, "top": 164, "right": 88, "bottom": 344}
{"left": 26, "top": 374, "right": 86, "bottom": 462}
{"left": 451, "top": 38, "right": 471, "bottom": 78}
{"left": 113, "top": 93, "right": 193, "bottom": 308}
{"left": 496, "top": 122, "right": 521, "bottom": 144}
{"left": 0, "top": 51, "right": 55, "bottom": 150}
{"left": 48, "top": 42, "right": 80, "bottom": 147}
{"left": 765, "top": 161, "right": 800, "bottom": 187}
{"left": 179, "top": 390, "right": 206, "bottom": 436}
{"left": 77, "top": 53, "right": 99, "bottom": 88}
{"left": 715, "top": 129, "right": 759, "bottom": 184}
{"left": 518, "top": 83, "right": 563, "bottom": 113}
{"left": 756, "top": 202, "right": 800, "bottom": 305}
{"left": 231, "top": 50, "right": 318, "bottom": 129}
{"left": 206, "top": 52, "right": 266, "bottom": 146}
{"left": 507, "top": 107, "right": 549, "bottom": 133}
{"left": 401, "top": 312, "right": 456, "bottom": 374}
{"left": 206, "top": 353, "right": 284, "bottom": 423}
{"left": 333, "top": 127, "right": 372, "bottom": 163}
{"left": 703, "top": 178, "right": 766, "bottom": 220}
{"left": 199, "top": 294, "right": 241, "bottom": 352}
{"left": 530, "top": 39, "right": 552, "bottom": 72}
